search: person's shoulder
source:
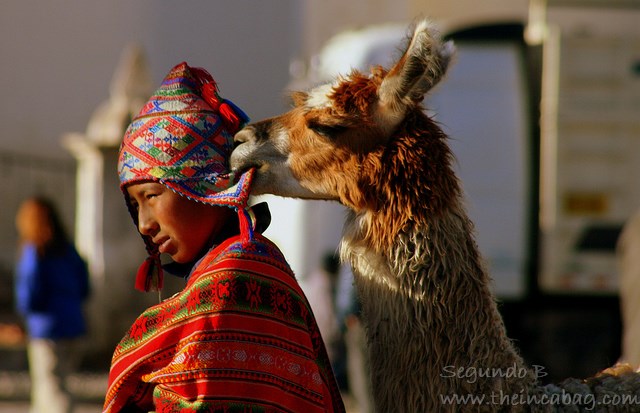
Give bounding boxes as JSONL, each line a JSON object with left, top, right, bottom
{"left": 203, "top": 234, "right": 291, "bottom": 271}
{"left": 21, "top": 243, "right": 38, "bottom": 256}
{"left": 60, "top": 242, "right": 86, "bottom": 263}
{"left": 232, "top": 234, "right": 286, "bottom": 258}
{"left": 16, "top": 243, "right": 38, "bottom": 270}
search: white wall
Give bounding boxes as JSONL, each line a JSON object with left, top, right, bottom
{"left": 296, "top": 0, "right": 530, "bottom": 62}
{"left": 410, "top": 0, "right": 530, "bottom": 32}
{"left": 0, "top": 0, "right": 298, "bottom": 160}
{"left": 547, "top": 6, "right": 640, "bottom": 37}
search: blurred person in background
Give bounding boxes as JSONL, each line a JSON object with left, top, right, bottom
{"left": 335, "top": 264, "right": 373, "bottom": 413}
{"left": 336, "top": 264, "right": 374, "bottom": 413}
{"left": 300, "top": 252, "right": 341, "bottom": 362}
{"left": 14, "top": 196, "right": 90, "bottom": 413}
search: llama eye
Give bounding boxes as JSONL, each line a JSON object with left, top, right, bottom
{"left": 309, "top": 123, "right": 347, "bottom": 138}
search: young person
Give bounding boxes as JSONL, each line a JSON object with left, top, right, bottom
{"left": 103, "top": 62, "right": 345, "bottom": 413}
{"left": 15, "top": 196, "right": 90, "bottom": 413}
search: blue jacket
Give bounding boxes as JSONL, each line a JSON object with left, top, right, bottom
{"left": 15, "top": 242, "right": 90, "bottom": 339}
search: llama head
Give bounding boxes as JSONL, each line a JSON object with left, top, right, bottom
{"left": 231, "top": 20, "right": 456, "bottom": 213}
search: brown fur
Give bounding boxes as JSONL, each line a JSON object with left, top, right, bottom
{"left": 231, "top": 19, "right": 640, "bottom": 412}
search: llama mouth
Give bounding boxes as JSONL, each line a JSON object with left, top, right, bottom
{"left": 229, "top": 145, "right": 257, "bottom": 174}
{"left": 231, "top": 160, "right": 262, "bottom": 175}
{"left": 230, "top": 150, "right": 266, "bottom": 175}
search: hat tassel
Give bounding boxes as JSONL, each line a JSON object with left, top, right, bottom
{"left": 135, "top": 255, "right": 164, "bottom": 292}
{"left": 239, "top": 208, "right": 257, "bottom": 244}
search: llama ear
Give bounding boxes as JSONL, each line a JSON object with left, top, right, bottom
{"left": 376, "top": 20, "right": 455, "bottom": 128}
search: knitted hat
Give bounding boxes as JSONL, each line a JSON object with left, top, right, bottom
{"left": 118, "top": 62, "right": 255, "bottom": 292}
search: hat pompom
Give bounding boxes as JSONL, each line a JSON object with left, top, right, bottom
{"left": 198, "top": 76, "right": 248, "bottom": 134}
{"left": 201, "top": 83, "right": 221, "bottom": 111}
{"left": 219, "top": 99, "right": 249, "bottom": 134}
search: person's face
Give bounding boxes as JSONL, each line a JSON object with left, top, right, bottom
{"left": 126, "top": 182, "right": 232, "bottom": 263}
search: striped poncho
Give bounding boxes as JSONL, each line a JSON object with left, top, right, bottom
{"left": 103, "top": 234, "right": 345, "bottom": 413}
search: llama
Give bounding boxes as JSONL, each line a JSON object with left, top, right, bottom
{"left": 231, "top": 19, "right": 640, "bottom": 412}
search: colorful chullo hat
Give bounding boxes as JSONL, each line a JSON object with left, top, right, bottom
{"left": 118, "top": 62, "right": 255, "bottom": 292}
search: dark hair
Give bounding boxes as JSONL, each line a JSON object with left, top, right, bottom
{"left": 322, "top": 252, "right": 340, "bottom": 276}
{"left": 16, "top": 196, "right": 70, "bottom": 256}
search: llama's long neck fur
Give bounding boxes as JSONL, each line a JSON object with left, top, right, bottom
{"left": 342, "top": 207, "right": 536, "bottom": 412}
{"left": 339, "top": 109, "right": 536, "bottom": 412}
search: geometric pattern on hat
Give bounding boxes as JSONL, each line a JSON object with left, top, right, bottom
{"left": 118, "top": 61, "right": 253, "bottom": 210}
{"left": 117, "top": 61, "right": 256, "bottom": 292}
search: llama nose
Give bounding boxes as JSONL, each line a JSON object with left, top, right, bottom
{"left": 233, "top": 128, "right": 252, "bottom": 147}
{"left": 253, "top": 121, "right": 272, "bottom": 142}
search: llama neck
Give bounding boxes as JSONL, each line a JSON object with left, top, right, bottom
{"left": 342, "top": 204, "right": 535, "bottom": 411}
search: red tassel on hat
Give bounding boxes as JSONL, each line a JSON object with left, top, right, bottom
{"left": 135, "top": 255, "right": 164, "bottom": 292}
{"left": 194, "top": 66, "right": 247, "bottom": 135}
{"left": 219, "top": 101, "right": 241, "bottom": 133}
{"left": 238, "top": 208, "right": 257, "bottom": 244}
{"left": 201, "top": 83, "right": 220, "bottom": 111}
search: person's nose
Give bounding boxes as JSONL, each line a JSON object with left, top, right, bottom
{"left": 137, "top": 206, "right": 158, "bottom": 237}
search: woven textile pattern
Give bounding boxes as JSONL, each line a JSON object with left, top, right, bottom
{"left": 117, "top": 62, "right": 256, "bottom": 292}
{"left": 103, "top": 234, "right": 345, "bottom": 413}
{"left": 118, "top": 62, "right": 251, "bottom": 209}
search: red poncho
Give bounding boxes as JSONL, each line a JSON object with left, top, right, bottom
{"left": 103, "top": 234, "right": 345, "bottom": 413}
